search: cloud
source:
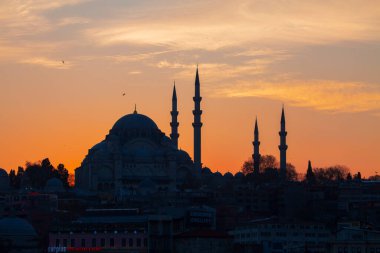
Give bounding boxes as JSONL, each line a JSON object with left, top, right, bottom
{"left": 20, "top": 57, "right": 73, "bottom": 69}
{"left": 153, "top": 48, "right": 289, "bottom": 82}
{"left": 57, "top": 17, "right": 90, "bottom": 26}
{"left": 1, "top": 0, "right": 380, "bottom": 115}
{"left": 106, "top": 50, "right": 173, "bottom": 63}
{"left": 0, "top": 0, "right": 90, "bottom": 37}
{"left": 128, "top": 71, "right": 141, "bottom": 75}
{"left": 215, "top": 80, "right": 380, "bottom": 113}
{"left": 86, "top": 0, "right": 380, "bottom": 50}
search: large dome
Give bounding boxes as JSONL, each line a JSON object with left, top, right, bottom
{"left": 112, "top": 112, "right": 158, "bottom": 131}
{"left": 0, "top": 217, "right": 37, "bottom": 236}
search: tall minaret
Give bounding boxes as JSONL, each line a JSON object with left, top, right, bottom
{"left": 252, "top": 117, "right": 261, "bottom": 174}
{"left": 279, "top": 106, "right": 288, "bottom": 179}
{"left": 193, "top": 66, "right": 203, "bottom": 171}
{"left": 170, "top": 82, "right": 179, "bottom": 149}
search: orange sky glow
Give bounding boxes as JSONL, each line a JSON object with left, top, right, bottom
{"left": 1, "top": 0, "right": 380, "bottom": 177}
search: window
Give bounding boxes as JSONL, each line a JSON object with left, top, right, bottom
{"left": 81, "top": 239, "right": 85, "bottom": 247}
{"left": 71, "top": 239, "right": 75, "bottom": 247}
{"left": 101, "top": 238, "right": 105, "bottom": 247}
{"left": 110, "top": 238, "right": 114, "bottom": 248}
{"left": 122, "top": 238, "right": 126, "bottom": 247}
{"left": 129, "top": 238, "right": 134, "bottom": 247}
{"left": 55, "top": 239, "right": 60, "bottom": 247}
{"left": 92, "top": 238, "right": 96, "bottom": 247}
{"left": 63, "top": 239, "right": 67, "bottom": 247}
{"left": 144, "top": 238, "right": 147, "bottom": 247}
{"left": 137, "top": 238, "right": 141, "bottom": 247}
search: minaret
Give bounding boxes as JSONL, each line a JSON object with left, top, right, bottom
{"left": 279, "top": 106, "right": 288, "bottom": 179}
{"left": 306, "top": 160, "right": 316, "bottom": 184}
{"left": 193, "top": 66, "right": 203, "bottom": 171}
{"left": 307, "top": 160, "right": 312, "bottom": 172}
{"left": 252, "top": 117, "right": 261, "bottom": 174}
{"left": 170, "top": 82, "right": 179, "bottom": 149}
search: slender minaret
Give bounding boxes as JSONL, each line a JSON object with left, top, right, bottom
{"left": 193, "top": 66, "right": 203, "bottom": 171}
{"left": 170, "top": 82, "right": 179, "bottom": 149}
{"left": 307, "top": 160, "right": 312, "bottom": 172}
{"left": 279, "top": 106, "right": 288, "bottom": 179}
{"left": 252, "top": 117, "right": 261, "bottom": 174}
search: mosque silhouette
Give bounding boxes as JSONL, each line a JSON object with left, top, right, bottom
{"left": 75, "top": 67, "right": 288, "bottom": 197}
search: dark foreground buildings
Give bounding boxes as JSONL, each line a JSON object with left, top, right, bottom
{"left": 1, "top": 68, "right": 380, "bottom": 253}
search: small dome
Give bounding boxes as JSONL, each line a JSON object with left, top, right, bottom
{"left": 177, "top": 150, "right": 192, "bottom": 163}
{"left": 0, "top": 217, "right": 37, "bottom": 236}
{"left": 234, "top": 172, "right": 244, "bottom": 179}
{"left": 0, "top": 168, "right": 8, "bottom": 177}
{"left": 214, "top": 171, "right": 222, "bottom": 177}
{"left": 112, "top": 113, "right": 158, "bottom": 131}
{"left": 224, "top": 172, "right": 233, "bottom": 179}
{"left": 45, "top": 177, "right": 65, "bottom": 192}
{"left": 202, "top": 167, "right": 212, "bottom": 175}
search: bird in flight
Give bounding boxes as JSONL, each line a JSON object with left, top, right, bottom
{"left": 122, "top": 92, "right": 126, "bottom": 96}
{"left": 62, "top": 60, "right": 64, "bottom": 64}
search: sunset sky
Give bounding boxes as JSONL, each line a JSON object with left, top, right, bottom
{"left": 1, "top": 0, "right": 380, "bottom": 177}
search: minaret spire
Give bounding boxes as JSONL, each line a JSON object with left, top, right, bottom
{"left": 170, "top": 81, "right": 179, "bottom": 149}
{"left": 279, "top": 105, "right": 288, "bottom": 179}
{"left": 193, "top": 66, "right": 203, "bottom": 172}
{"left": 253, "top": 117, "right": 261, "bottom": 174}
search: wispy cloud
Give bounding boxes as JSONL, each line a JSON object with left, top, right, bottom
{"left": 1, "top": 0, "right": 380, "bottom": 114}
{"left": 57, "top": 17, "right": 90, "bottom": 26}
{"left": 20, "top": 57, "right": 73, "bottom": 69}
{"left": 86, "top": 0, "right": 380, "bottom": 50}
{"left": 215, "top": 80, "right": 380, "bottom": 113}
{"left": 106, "top": 50, "right": 173, "bottom": 63}
{"left": 154, "top": 49, "right": 289, "bottom": 82}
{"left": 128, "top": 71, "right": 141, "bottom": 75}
{"left": 0, "top": 0, "right": 90, "bottom": 36}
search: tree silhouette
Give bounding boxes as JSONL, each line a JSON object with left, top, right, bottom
{"left": 9, "top": 169, "right": 16, "bottom": 188}
{"left": 17, "top": 158, "right": 71, "bottom": 189}
{"left": 354, "top": 172, "right": 362, "bottom": 181}
{"left": 13, "top": 167, "right": 24, "bottom": 189}
{"left": 368, "top": 174, "right": 380, "bottom": 181}
{"left": 241, "top": 155, "right": 279, "bottom": 175}
{"left": 242, "top": 155, "right": 297, "bottom": 182}
{"left": 313, "top": 165, "right": 349, "bottom": 183}
{"left": 56, "top": 164, "right": 69, "bottom": 188}
{"left": 286, "top": 163, "right": 298, "bottom": 181}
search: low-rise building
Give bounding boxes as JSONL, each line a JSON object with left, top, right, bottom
{"left": 331, "top": 222, "right": 380, "bottom": 253}
{"left": 174, "top": 229, "right": 232, "bottom": 253}
{"left": 231, "top": 217, "right": 332, "bottom": 253}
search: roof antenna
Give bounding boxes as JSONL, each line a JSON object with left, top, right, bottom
{"left": 133, "top": 104, "right": 137, "bottom": 114}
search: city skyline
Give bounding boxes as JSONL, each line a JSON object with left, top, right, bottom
{"left": 1, "top": 0, "right": 380, "bottom": 177}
